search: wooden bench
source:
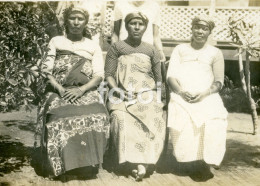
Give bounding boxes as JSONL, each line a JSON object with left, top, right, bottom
{"left": 162, "top": 39, "right": 260, "bottom": 62}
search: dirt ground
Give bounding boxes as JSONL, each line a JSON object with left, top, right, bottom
{"left": 0, "top": 108, "right": 260, "bottom": 186}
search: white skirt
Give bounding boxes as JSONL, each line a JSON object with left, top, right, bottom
{"left": 168, "top": 92, "right": 228, "bottom": 166}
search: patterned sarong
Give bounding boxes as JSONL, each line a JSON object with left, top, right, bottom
{"left": 38, "top": 51, "right": 110, "bottom": 176}
{"left": 108, "top": 53, "right": 165, "bottom": 164}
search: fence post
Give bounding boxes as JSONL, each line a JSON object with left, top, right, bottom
{"left": 208, "top": 0, "right": 217, "bottom": 45}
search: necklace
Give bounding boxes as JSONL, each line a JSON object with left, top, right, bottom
{"left": 190, "top": 43, "right": 207, "bottom": 62}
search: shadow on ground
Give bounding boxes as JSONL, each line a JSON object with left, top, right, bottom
{"left": 2, "top": 120, "right": 36, "bottom": 132}
{"left": 221, "top": 139, "right": 260, "bottom": 169}
{"left": 152, "top": 139, "right": 260, "bottom": 176}
{"left": 155, "top": 139, "right": 260, "bottom": 174}
{"left": 153, "top": 138, "right": 260, "bottom": 181}
{"left": 227, "top": 130, "right": 253, "bottom": 135}
{"left": 0, "top": 140, "right": 32, "bottom": 176}
{"left": 31, "top": 147, "right": 99, "bottom": 182}
{"left": 0, "top": 181, "right": 11, "bottom": 186}
{"left": 0, "top": 129, "right": 260, "bottom": 182}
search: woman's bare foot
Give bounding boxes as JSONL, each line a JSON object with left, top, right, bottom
{"left": 131, "top": 169, "right": 138, "bottom": 179}
{"left": 135, "top": 164, "right": 147, "bottom": 181}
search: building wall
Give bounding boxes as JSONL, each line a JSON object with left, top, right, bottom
{"left": 162, "top": 0, "right": 260, "bottom": 7}
{"left": 187, "top": 0, "right": 249, "bottom": 7}
{"left": 215, "top": 0, "right": 249, "bottom": 7}
{"left": 249, "top": 0, "right": 260, "bottom": 6}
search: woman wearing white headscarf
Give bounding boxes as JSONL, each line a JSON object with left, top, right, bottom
{"left": 167, "top": 15, "right": 228, "bottom": 180}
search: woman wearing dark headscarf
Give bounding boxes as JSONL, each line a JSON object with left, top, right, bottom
{"left": 105, "top": 12, "right": 165, "bottom": 181}
{"left": 167, "top": 15, "right": 228, "bottom": 180}
{"left": 37, "top": 5, "right": 110, "bottom": 178}
{"left": 112, "top": 1, "right": 166, "bottom": 62}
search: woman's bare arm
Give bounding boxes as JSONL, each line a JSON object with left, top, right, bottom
{"left": 153, "top": 24, "right": 166, "bottom": 62}
{"left": 111, "top": 20, "right": 121, "bottom": 44}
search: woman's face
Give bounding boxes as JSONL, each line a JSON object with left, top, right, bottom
{"left": 66, "top": 12, "right": 87, "bottom": 35}
{"left": 191, "top": 21, "right": 211, "bottom": 45}
{"left": 126, "top": 18, "right": 146, "bottom": 41}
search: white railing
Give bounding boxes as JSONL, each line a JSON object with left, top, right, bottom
{"left": 103, "top": 5, "right": 260, "bottom": 42}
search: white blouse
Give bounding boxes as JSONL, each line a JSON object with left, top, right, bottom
{"left": 167, "top": 43, "right": 225, "bottom": 87}
{"left": 43, "top": 36, "right": 104, "bottom": 79}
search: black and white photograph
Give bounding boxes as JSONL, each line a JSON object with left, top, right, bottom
{"left": 0, "top": 0, "right": 260, "bottom": 185}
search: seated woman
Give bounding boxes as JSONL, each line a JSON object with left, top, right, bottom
{"left": 105, "top": 12, "right": 166, "bottom": 181}
{"left": 37, "top": 6, "right": 110, "bottom": 179}
{"left": 167, "top": 16, "right": 228, "bottom": 180}
{"left": 112, "top": 1, "right": 166, "bottom": 62}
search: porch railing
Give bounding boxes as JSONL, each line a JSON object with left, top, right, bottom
{"left": 102, "top": 5, "right": 260, "bottom": 42}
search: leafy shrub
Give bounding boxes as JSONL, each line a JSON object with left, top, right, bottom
{"left": 0, "top": 2, "right": 57, "bottom": 112}
{"left": 0, "top": 2, "right": 105, "bottom": 112}
{"left": 220, "top": 76, "right": 260, "bottom": 113}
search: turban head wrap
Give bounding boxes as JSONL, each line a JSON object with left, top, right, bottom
{"left": 124, "top": 12, "right": 149, "bottom": 27}
{"left": 192, "top": 15, "right": 215, "bottom": 32}
{"left": 63, "top": 5, "right": 89, "bottom": 24}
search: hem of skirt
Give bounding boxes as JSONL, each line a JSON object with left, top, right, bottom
{"left": 66, "top": 162, "right": 102, "bottom": 171}
{"left": 204, "top": 159, "right": 223, "bottom": 166}
{"left": 174, "top": 158, "right": 222, "bottom": 166}
{"left": 119, "top": 159, "right": 158, "bottom": 165}
{"left": 174, "top": 157, "right": 203, "bottom": 163}
{"left": 52, "top": 161, "right": 103, "bottom": 177}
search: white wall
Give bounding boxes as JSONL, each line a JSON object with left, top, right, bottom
{"left": 189, "top": 0, "right": 249, "bottom": 7}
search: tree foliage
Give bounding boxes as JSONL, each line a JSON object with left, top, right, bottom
{"left": 228, "top": 16, "right": 260, "bottom": 58}
{"left": 0, "top": 2, "right": 58, "bottom": 112}
{"left": 0, "top": 2, "right": 103, "bottom": 112}
{"left": 228, "top": 16, "right": 260, "bottom": 133}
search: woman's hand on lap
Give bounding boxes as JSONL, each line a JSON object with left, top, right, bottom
{"left": 179, "top": 91, "right": 193, "bottom": 102}
{"left": 63, "top": 87, "right": 84, "bottom": 104}
{"left": 189, "top": 90, "right": 209, "bottom": 103}
{"left": 113, "top": 89, "right": 136, "bottom": 102}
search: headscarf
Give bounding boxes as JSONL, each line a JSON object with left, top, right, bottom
{"left": 192, "top": 15, "right": 215, "bottom": 32}
{"left": 63, "top": 5, "right": 91, "bottom": 39}
{"left": 63, "top": 5, "right": 89, "bottom": 24}
{"left": 124, "top": 12, "right": 149, "bottom": 27}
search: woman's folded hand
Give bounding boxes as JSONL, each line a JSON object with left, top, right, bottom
{"left": 189, "top": 90, "right": 210, "bottom": 103}
{"left": 123, "top": 91, "right": 137, "bottom": 102}
{"left": 178, "top": 90, "right": 193, "bottom": 102}
{"left": 63, "top": 87, "right": 84, "bottom": 104}
{"left": 112, "top": 88, "right": 137, "bottom": 102}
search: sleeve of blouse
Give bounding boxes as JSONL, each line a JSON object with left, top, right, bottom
{"left": 42, "top": 38, "right": 56, "bottom": 75}
{"left": 92, "top": 44, "right": 104, "bottom": 79}
{"left": 114, "top": 2, "right": 123, "bottom": 21}
{"left": 152, "top": 3, "right": 161, "bottom": 27}
{"left": 151, "top": 48, "right": 162, "bottom": 82}
{"left": 166, "top": 45, "right": 181, "bottom": 80}
{"left": 105, "top": 44, "right": 119, "bottom": 79}
{"left": 212, "top": 48, "right": 225, "bottom": 86}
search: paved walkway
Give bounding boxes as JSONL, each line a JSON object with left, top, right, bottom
{"left": 0, "top": 109, "right": 260, "bottom": 186}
